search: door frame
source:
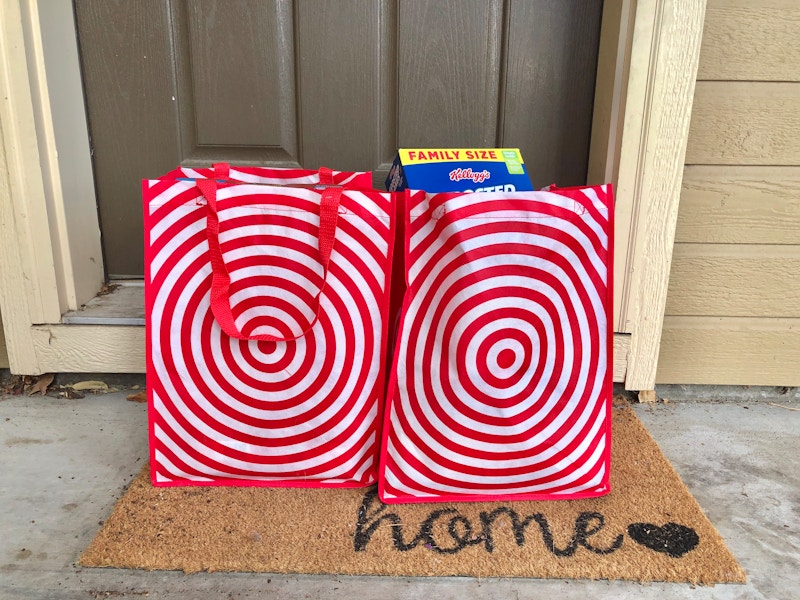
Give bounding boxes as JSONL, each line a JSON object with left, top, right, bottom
{"left": 0, "top": 0, "right": 706, "bottom": 389}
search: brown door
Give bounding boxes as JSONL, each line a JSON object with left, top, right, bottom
{"left": 75, "top": 0, "right": 602, "bottom": 277}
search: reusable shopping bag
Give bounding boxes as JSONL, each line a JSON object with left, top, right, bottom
{"left": 379, "top": 185, "right": 614, "bottom": 502}
{"left": 144, "top": 164, "right": 403, "bottom": 487}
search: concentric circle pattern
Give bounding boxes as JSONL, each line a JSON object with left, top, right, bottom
{"left": 380, "top": 186, "right": 613, "bottom": 502}
{"left": 145, "top": 180, "right": 393, "bottom": 487}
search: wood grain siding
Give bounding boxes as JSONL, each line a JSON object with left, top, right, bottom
{"left": 657, "top": 317, "right": 800, "bottom": 386}
{"left": 677, "top": 166, "right": 800, "bottom": 244}
{"left": 686, "top": 82, "right": 800, "bottom": 166}
{"left": 666, "top": 245, "right": 800, "bottom": 317}
{"left": 698, "top": 0, "right": 800, "bottom": 82}
{"left": 31, "top": 325, "right": 146, "bottom": 374}
{"left": 657, "top": 2, "right": 800, "bottom": 385}
{"left": 613, "top": 334, "right": 631, "bottom": 383}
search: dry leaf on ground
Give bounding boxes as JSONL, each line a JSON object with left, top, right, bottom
{"left": 71, "top": 380, "right": 109, "bottom": 393}
{"left": 126, "top": 391, "right": 147, "bottom": 403}
{"left": 27, "top": 373, "right": 55, "bottom": 396}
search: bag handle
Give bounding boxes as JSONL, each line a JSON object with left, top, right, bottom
{"left": 196, "top": 178, "right": 341, "bottom": 342}
{"left": 211, "top": 162, "right": 335, "bottom": 185}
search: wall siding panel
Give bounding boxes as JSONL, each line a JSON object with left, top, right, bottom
{"left": 658, "top": 4, "right": 800, "bottom": 386}
{"left": 698, "top": 1, "right": 800, "bottom": 82}
{"left": 657, "top": 317, "right": 800, "bottom": 386}
{"left": 666, "top": 244, "right": 800, "bottom": 317}
{"left": 677, "top": 166, "right": 800, "bottom": 244}
{"left": 686, "top": 82, "right": 800, "bottom": 166}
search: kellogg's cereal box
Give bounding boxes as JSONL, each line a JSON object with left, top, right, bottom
{"left": 385, "top": 148, "right": 533, "bottom": 193}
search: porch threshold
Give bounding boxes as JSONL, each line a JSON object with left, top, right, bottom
{"left": 61, "top": 281, "right": 144, "bottom": 326}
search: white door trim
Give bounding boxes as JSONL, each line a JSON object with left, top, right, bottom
{"left": 615, "top": 0, "right": 707, "bottom": 390}
{"left": 0, "top": 0, "right": 103, "bottom": 373}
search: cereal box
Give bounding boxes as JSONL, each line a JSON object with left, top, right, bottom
{"left": 385, "top": 148, "right": 533, "bottom": 193}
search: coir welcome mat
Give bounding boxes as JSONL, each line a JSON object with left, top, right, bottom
{"left": 80, "top": 406, "right": 745, "bottom": 584}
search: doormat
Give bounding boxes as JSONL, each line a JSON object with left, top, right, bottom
{"left": 79, "top": 406, "right": 745, "bottom": 584}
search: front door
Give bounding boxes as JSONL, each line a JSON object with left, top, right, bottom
{"left": 75, "top": 0, "right": 603, "bottom": 277}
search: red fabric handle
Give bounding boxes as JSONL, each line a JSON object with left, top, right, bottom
{"left": 318, "top": 166, "right": 334, "bottom": 185}
{"left": 213, "top": 162, "right": 230, "bottom": 180}
{"left": 196, "top": 179, "right": 342, "bottom": 342}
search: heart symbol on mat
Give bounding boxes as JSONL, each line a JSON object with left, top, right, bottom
{"left": 627, "top": 522, "right": 699, "bottom": 558}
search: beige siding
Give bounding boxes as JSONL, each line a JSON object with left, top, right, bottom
{"left": 686, "top": 82, "right": 800, "bottom": 166}
{"left": 659, "top": 317, "right": 800, "bottom": 386}
{"left": 677, "top": 166, "right": 800, "bottom": 245}
{"left": 666, "top": 245, "right": 800, "bottom": 318}
{"left": 697, "top": 0, "right": 800, "bottom": 81}
{"left": 657, "top": 3, "right": 800, "bottom": 385}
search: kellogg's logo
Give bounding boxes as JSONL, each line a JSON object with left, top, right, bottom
{"left": 449, "top": 167, "right": 491, "bottom": 184}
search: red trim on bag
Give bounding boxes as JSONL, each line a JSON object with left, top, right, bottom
{"left": 378, "top": 187, "right": 614, "bottom": 503}
{"left": 144, "top": 170, "right": 395, "bottom": 488}
{"left": 604, "top": 184, "right": 615, "bottom": 497}
{"left": 142, "top": 179, "right": 158, "bottom": 486}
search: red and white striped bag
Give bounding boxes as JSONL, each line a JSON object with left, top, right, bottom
{"left": 144, "top": 165, "right": 401, "bottom": 487}
{"left": 379, "top": 185, "right": 614, "bottom": 503}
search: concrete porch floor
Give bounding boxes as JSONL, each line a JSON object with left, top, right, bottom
{"left": 1, "top": 389, "right": 798, "bottom": 600}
